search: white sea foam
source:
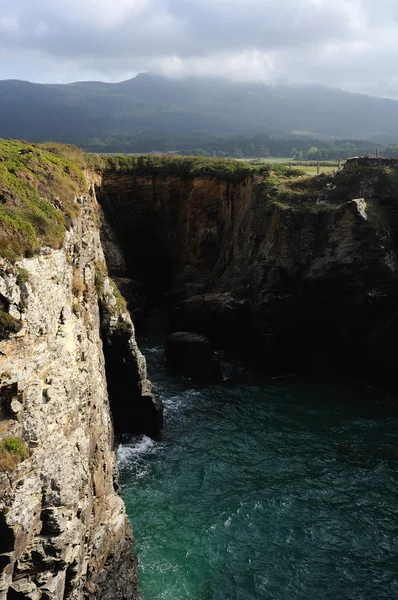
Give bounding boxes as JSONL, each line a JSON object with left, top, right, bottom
{"left": 145, "top": 346, "right": 163, "bottom": 354}
{"left": 117, "top": 435, "right": 158, "bottom": 478}
{"left": 163, "top": 389, "right": 202, "bottom": 415}
{"left": 118, "top": 435, "right": 155, "bottom": 459}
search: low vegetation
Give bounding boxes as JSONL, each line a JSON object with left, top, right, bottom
{"left": 72, "top": 269, "right": 86, "bottom": 296}
{"left": 109, "top": 278, "right": 128, "bottom": 314}
{"left": 1, "top": 137, "right": 398, "bottom": 266}
{"left": 16, "top": 267, "right": 30, "bottom": 284}
{"left": 89, "top": 153, "right": 260, "bottom": 183}
{"left": 0, "top": 311, "right": 22, "bottom": 339}
{"left": 94, "top": 260, "right": 107, "bottom": 295}
{"left": 0, "top": 139, "right": 85, "bottom": 260}
{"left": 0, "top": 436, "right": 29, "bottom": 472}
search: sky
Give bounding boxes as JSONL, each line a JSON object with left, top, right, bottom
{"left": 1, "top": 0, "right": 398, "bottom": 97}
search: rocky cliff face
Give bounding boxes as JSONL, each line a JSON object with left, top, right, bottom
{"left": 0, "top": 191, "right": 160, "bottom": 599}
{"left": 97, "top": 160, "right": 398, "bottom": 381}
{"left": 2, "top": 151, "right": 398, "bottom": 598}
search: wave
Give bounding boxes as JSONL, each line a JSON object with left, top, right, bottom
{"left": 118, "top": 435, "right": 158, "bottom": 479}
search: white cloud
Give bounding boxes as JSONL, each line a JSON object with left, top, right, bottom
{"left": 0, "top": 16, "right": 19, "bottom": 33}
{"left": 0, "top": 0, "right": 397, "bottom": 97}
{"left": 150, "top": 51, "right": 276, "bottom": 82}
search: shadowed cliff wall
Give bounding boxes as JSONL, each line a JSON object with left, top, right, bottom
{"left": 97, "top": 159, "right": 398, "bottom": 380}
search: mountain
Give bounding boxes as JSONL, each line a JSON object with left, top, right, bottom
{"left": 1, "top": 73, "right": 398, "bottom": 142}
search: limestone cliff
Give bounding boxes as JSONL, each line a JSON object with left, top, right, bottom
{"left": 97, "top": 158, "right": 398, "bottom": 381}
{"left": 0, "top": 189, "right": 160, "bottom": 599}
{"left": 2, "top": 147, "right": 398, "bottom": 599}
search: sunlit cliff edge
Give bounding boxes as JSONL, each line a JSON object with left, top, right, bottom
{"left": 1, "top": 141, "right": 398, "bottom": 598}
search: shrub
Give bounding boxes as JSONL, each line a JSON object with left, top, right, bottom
{"left": 0, "top": 436, "right": 29, "bottom": 472}
{"left": 109, "top": 278, "right": 128, "bottom": 313}
{"left": 72, "top": 269, "right": 86, "bottom": 295}
{"left": 0, "top": 311, "right": 22, "bottom": 339}
{"left": 16, "top": 268, "right": 30, "bottom": 284}
{"left": 94, "top": 260, "right": 107, "bottom": 294}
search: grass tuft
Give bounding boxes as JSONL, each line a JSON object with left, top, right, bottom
{"left": 0, "top": 436, "right": 29, "bottom": 472}
{"left": 72, "top": 269, "right": 86, "bottom": 295}
{"left": 0, "top": 311, "right": 22, "bottom": 339}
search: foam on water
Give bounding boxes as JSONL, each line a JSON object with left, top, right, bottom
{"left": 118, "top": 436, "right": 159, "bottom": 479}
{"left": 118, "top": 435, "right": 156, "bottom": 460}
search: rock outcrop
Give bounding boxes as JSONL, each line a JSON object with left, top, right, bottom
{"left": 2, "top": 150, "right": 398, "bottom": 599}
{"left": 164, "top": 332, "right": 220, "bottom": 379}
{"left": 97, "top": 159, "right": 398, "bottom": 381}
{"left": 0, "top": 192, "right": 160, "bottom": 599}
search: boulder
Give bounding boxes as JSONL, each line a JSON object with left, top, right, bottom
{"left": 169, "top": 293, "right": 254, "bottom": 349}
{"left": 165, "top": 332, "right": 220, "bottom": 379}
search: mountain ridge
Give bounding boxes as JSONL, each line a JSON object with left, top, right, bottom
{"left": 2, "top": 73, "right": 398, "bottom": 142}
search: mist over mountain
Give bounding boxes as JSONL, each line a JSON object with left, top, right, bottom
{"left": 2, "top": 73, "right": 398, "bottom": 145}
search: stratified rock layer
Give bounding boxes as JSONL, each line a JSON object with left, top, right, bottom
{"left": 2, "top": 154, "right": 398, "bottom": 599}
{"left": 0, "top": 194, "right": 149, "bottom": 599}
{"left": 97, "top": 160, "right": 398, "bottom": 380}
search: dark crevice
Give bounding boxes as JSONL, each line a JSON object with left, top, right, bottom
{"left": 96, "top": 184, "right": 164, "bottom": 438}
{"left": 96, "top": 186, "right": 174, "bottom": 307}
{"left": 117, "top": 230, "right": 173, "bottom": 306}
{"left": 0, "top": 293, "right": 10, "bottom": 312}
{"left": 63, "top": 561, "right": 78, "bottom": 599}
{"left": 7, "top": 589, "right": 28, "bottom": 599}
{"left": 0, "top": 512, "right": 15, "bottom": 554}
{"left": 0, "top": 383, "right": 19, "bottom": 421}
{"left": 102, "top": 328, "right": 161, "bottom": 439}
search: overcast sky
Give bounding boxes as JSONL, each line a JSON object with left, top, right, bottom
{"left": 1, "top": 0, "right": 398, "bottom": 97}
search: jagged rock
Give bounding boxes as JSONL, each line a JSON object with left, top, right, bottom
{"left": 0, "top": 191, "right": 151, "bottom": 599}
{"left": 165, "top": 332, "right": 220, "bottom": 379}
{"left": 96, "top": 162, "right": 398, "bottom": 380}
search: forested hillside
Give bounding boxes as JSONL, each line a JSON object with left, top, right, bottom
{"left": 2, "top": 73, "right": 398, "bottom": 145}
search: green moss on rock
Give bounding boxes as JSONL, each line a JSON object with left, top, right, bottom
{"left": 0, "top": 139, "right": 86, "bottom": 260}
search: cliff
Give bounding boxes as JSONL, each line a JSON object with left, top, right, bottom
{"left": 0, "top": 143, "right": 161, "bottom": 599}
{"left": 2, "top": 145, "right": 398, "bottom": 598}
{"left": 96, "top": 156, "right": 398, "bottom": 380}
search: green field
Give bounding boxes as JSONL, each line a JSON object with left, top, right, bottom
{"left": 240, "top": 157, "right": 343, "bottom": 176}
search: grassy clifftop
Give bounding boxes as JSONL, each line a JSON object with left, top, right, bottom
{"left": 1, "top": 139, "right": 397, "bottom": 261}
{"left": 91, "top": 152, "right": 282, "bottom": 182}
{"left": 0, "top": 143, "right": 307, "bottom": 260}
{"left": 0, "top": 140, "right": 86, "bottom": 259}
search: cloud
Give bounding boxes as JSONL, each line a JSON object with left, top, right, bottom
{"left": 0, "top": 0, "right": 398, "bottom": 97}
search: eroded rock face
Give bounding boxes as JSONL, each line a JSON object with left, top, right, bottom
{"left": 97, "top": 162, "right": 398, "bottom": 380}
{"left": 0, "top": 195, "right": 148, "bottom": 599}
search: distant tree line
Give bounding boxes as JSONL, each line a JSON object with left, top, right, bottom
{"left": 82, "top": 133, "right": 363, "bottom": 159}
{"left": 80, "top": 133, "right": 384, "bottom": 159}
{"left": 383, "top": 144, "right": 398, "bottom": 158}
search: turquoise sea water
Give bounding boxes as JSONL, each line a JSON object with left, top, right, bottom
{"left": 119, "top": 340, "right": 398, "bottom": 600}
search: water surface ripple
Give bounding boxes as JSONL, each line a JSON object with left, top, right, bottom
{"left": 119, "top": 342, "right": 398, "bottom": 600}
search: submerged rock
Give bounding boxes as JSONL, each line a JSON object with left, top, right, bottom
{"left": 165, "top": 332, "right": 220, "bottom": 379}
{"left": 170, "top": 293, "right": 254, "bottom": 350}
